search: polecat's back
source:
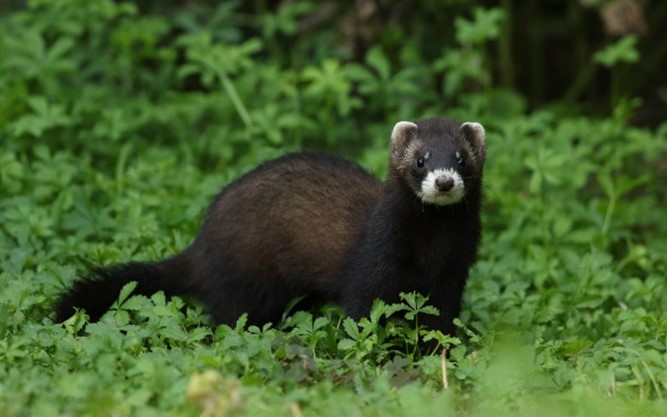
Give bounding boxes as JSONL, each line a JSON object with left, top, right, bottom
{"left": 55, "top": 152, "right": 382, "bottom": 326}
{"left": 185, "top": 152, "right": 382, "bottom": 323}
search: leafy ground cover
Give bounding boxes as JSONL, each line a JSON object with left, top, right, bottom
{"left": 1, "top": 1, "right": 667, "bottom": 416}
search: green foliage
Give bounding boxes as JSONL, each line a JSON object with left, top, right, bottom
{"left": 594, "top": 35, "right": 641, "bottom": 68}
{"left": 1, "top": 1, "right": 667, "bottom": 416}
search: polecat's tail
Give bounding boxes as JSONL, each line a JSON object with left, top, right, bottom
{"left": 54, "top": 255, "right": 191, "bottom": 322}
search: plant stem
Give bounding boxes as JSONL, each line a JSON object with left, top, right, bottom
{"left": 563, "top": 60, "right": 597, "bottom": 104}
{"left": 601, "top": 191, "right": 616, "bottom": 236}
{"left": 217, "top": 68, "right": 253, "bottom": 129}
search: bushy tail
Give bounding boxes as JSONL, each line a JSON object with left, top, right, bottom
{"left": 54, "top": 256, "right": 190, "bottom": 322}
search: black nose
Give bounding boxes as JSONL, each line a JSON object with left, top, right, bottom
{"left": 435, "top": 176, "right": 454, "bottom": 192}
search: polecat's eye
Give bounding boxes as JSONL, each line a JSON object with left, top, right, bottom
{"left": 417, "top": 151, "right": 430, "bottom": 168}
{"left": 456, "top": 152, "right": 465, "bottom": 167}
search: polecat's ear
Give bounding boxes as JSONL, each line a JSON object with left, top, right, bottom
{"left": 391, "top": 121, "right": 418, "bottom": 155}
{"left": 461, "top": 122, "right": 486, "bottom": 161}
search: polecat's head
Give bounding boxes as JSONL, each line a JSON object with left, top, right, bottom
{"left": 389, "top": 117, "right": 486, "bottom": 206}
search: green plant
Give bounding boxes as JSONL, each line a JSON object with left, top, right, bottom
{"left": 594, "top": 35, "right": 641, "bottom": 108}
{"left": 1, "top": 1, "right": 666, "bottom": 416}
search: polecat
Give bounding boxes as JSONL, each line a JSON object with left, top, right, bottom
{"left": 54, "top": 117, "right": 486, "bottom": 337}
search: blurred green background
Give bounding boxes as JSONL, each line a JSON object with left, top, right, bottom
{"left": 2, "top": 0, "right": 665, "bottom": 159}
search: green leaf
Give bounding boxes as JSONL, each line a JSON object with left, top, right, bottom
{"left": 341, "top": 317, "right": 360, "bottom": 341}
{"left": 365, "top": 47, "right": 391, "bottom": 81}
{"left": 594, "top": 35, "right": 640, "bottom": 68}
{"left": 336, "top": 338, "right": 356, "bottom": 351}
{"left": 9, "top": 96, "right": 73, "bottom": 137}
{"left": 455, "top": 7, "right": 505, "bottom": 45}
{"left": 116, "top": 281, "right": 138, "bottom": 306}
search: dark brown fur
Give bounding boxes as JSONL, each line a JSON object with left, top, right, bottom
{"left": 185, "top": 152, "right": 381, "bottom": 324}
{"left": 55, "top": 152, "right": 381, "bottom": 325}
